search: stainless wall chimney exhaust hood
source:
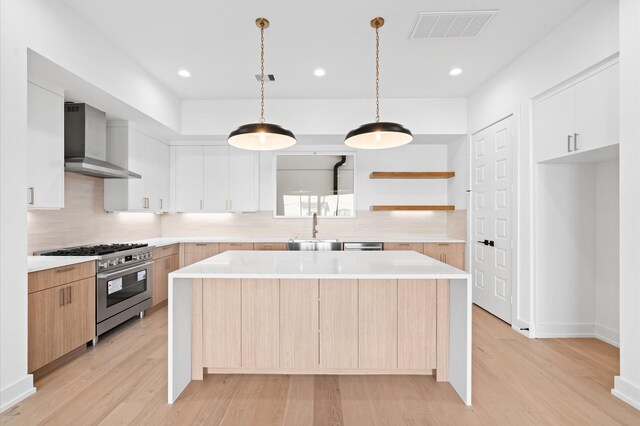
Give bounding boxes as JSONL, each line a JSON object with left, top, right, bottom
{"left": 64, "top": 103, "right": 141, "bottom": 179}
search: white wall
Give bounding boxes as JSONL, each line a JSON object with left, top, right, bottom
{"left": 595, "top": 160, "right": 619, "bottom": 346}
{"left": 182, "top": 98, "right": 467, "bottom": 137}
{"left": 535, "top": 164, "right": 597, "bottom": 337}
{"left": 614, "top": 0, "right": 640, "bottom": 410}
{"left": 0, "top": 0, "right": 181, "bottom": 411}
{"left": 447, "top": 136, "right": 469, "bottom": 211}
{"left": 467, "top": 0, "right": 619, "bottom": 330}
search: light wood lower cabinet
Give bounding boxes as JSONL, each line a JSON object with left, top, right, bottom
{"left": 28, "top": 276, "right": 95, "bottom": 372}
{"left": 423, "top": 243, "right": 465, "bottom": 270}
{"left": 198, "top": 278, "right": 446, "bottom": 375}
{"left": 152, "top": 248, "right": 180, "bottom": 306}
{"left": 241, "top": 279, "right": 280, "bottom": 368}
{"left": 319, "top": 279, "right": 359, "bottom": 369}
{"left": 359, "top": 279, "right": 398, "bottom": 369}
{"left": 280, "top": 279, "right": 319, "bottom": 369}
{"left": 203, "top": 278, "right": 241, "bottom": 368}
{"left": 398, "top": 279, "right": 437, "bottom": 370}
{"left": 183, "top": 243, "right": 219, "bottom": 266}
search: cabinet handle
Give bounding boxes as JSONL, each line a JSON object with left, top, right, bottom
{"left": 59, "top": 288, "right": 65, "bottom": 306}
{"left": 443, "top": 254, "right": 447, "bottom": 264}
{"left": 66, "top": 286, "right": 71, "bottom": 304}
{"left": 398, "top": 243, "right": 410, "bottom": 247}
{"left": 195, "top": 243, "right": 207, "bottom": 246}
{"left": 567, "top": 135, "right": 573, "bottom": 152}
{"left": 56, "top": 266, "right": 75, "bottom": 273}
{"left": 160, "top": 199, "right": 163, "bottom": 209}
{"left": 27, "top": 187, "right": 35, "bottom": 205}
{"left": 574, "top": 133, "right": 579, "bottom": 151}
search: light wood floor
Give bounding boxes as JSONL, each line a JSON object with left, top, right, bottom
{"left": 2, "top": 305, "right": 638, "bottom": 425}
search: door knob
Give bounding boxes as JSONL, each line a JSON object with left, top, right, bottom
{"left": 477, "top": 240, "right": 489, "bottom": 246}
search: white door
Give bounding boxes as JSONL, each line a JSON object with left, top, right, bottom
{"left": 175, "top": 146, "right": 204, "bottom": 212}
{"left": 472, "top": 116, "right": 514, "bottom": 324}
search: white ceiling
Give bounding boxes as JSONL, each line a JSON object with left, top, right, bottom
{"left": 61, "top": 0, "right": 589, "bottom": 100}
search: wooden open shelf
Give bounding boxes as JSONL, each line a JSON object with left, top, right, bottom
{"left": 369, "top": 171, "right": 455, "bottom": 179}
{"left": 371, "top": 205, "right": 455, "bottom": 211}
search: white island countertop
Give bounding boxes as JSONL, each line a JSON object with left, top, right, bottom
{"left": 170, "top": 250, "right": 470, "bottom": 280}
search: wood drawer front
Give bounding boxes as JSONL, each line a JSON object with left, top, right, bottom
{"left": 28, "top": 261, "right": 96, "bottom": 293}
{"left": 253, "top": 242, "right": 287, "bottom": 251}
{"left": 384, "top": 242, "right": 424, "bottom": 253}
{"left": 219, "top": 242, "right": 254, "bottom": 252}
{"left": 183, "top": 243, "right": 219, "bottom": 266}
{"left": 152, "top": 243, "right": 180, "bottom": 259}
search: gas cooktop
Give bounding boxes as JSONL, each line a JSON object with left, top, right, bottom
{"left": 38, "top": 243, "right": 149, "bottom": 257}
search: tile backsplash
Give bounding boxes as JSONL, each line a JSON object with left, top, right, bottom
{"left": 27, "top": 173, "right": 467, "bottom": 254}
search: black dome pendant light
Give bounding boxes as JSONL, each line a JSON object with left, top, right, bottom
{"left": 345, "top": 17, "right": 413, "bottom": 149}
{"left": 228, "top": 18, "right": 296, "bottom": 151}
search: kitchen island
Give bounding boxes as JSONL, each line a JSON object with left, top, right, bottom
{"left": 168, "top": 250, "right": 472, "bottom": 405}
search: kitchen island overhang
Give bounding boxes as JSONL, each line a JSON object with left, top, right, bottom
{"left": 168, "top": 250, "right": 472, "bottom": 405}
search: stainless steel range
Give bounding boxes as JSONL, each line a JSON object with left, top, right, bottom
{"left": 37, "top": 243, "right": 154, "bottom": 344}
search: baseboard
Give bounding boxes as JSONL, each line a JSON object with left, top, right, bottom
{"left": 535, "top": 322, "right": 620, "bottom": 347}
{"left": 595, "top": 323, "right": 620, "bottom": 347}
{"left": 612, "top": 376, "right": 640, "bottom": 410}
{"left": 0, "top": 375, "right": 35, "bottom": 413}
{"left": 535, "top": 322, "right": 596, "bottom": 338}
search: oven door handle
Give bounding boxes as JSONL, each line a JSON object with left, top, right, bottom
{"left": 97, "top": 261, "right": 154, "bottom": 280}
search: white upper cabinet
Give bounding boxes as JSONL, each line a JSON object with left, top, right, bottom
{"left": 534, "top": 62, "right": 619, "bottom": 163}
{"left": 27, "top": 82, "right": 65, "bottom": 209}
{"left": 173, "top": 145, "right": 259, "bottom": 213}
{"left": 228, "top": 148, "right": 259, "bottom": 213}
{"left": 203, "top": 146, "right": 229, "bottom": 212}
{"left": 104, "top": 124, "right": 169, "bottom": 212}
{"left": 175, "top": 146, "right": 204, "bottom": 212}
{"left": 574, "top": 63, "right": 619, "bottom": 153}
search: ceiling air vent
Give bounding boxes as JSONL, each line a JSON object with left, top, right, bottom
{"left": 410, "top": 10, "right": 498, "bottom": 39}
{"left": 255, "top": 74, "right": 276, "bottom": 82}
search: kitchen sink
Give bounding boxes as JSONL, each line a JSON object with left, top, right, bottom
{"left": 287, "top": 239, "right": 343, "bottom": 251}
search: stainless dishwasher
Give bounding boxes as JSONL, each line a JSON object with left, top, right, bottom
{"left": 343, "top": 242, "right": 384, "bottom": 251}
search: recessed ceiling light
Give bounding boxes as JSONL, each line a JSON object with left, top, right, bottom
{"left": 449, "top": 67, "right": 463, "bottom": 76}
{"left": 313, "top": 68, "right": 326, "bottom": 77}
{"left": 178, "top": 69, "right": 191, "bottom": 78}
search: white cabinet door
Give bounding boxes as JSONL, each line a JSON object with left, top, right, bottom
{"left": 574, "top": 63, "right": 619, "bottom": 153}
{"left": 203, "top": 146, "right": 228, "bottom": 212}
{"left": 175, "top": 146, "right": 204, "bottom": 212}
{"left": 127, "top": 129, "right": 147, "bottom": 210}
{"left": 145, "top": 137, "right": 169, "bottom": 212}
{"left": 156, "top": 140, "right": 170, "bottom": 212}
{"left": 27, "top": 82, "right": 64, "bottom": 209}
{"left": 534, "top": 87, "right": 575, "bottom": 163}
{"left": 228, "top": 148, "right": 259, "bottom": 212}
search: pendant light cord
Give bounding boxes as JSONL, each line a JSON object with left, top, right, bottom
{"left": 375, "top": 25, "right": 380, "bottom": 123}
{"left": 259, "top": 25, "right": 265, "bottom": 123}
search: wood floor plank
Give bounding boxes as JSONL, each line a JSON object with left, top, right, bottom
{"left": 2, "top": 305, "right": 639, "bottom": 426}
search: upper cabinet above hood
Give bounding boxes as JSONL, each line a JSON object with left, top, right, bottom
{"left": 64, "top": 103, "right": 141, "bottom": 179}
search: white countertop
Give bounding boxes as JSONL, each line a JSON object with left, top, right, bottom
{"left": 134, "top": 236, "right": 466, "bottom": 247}
{"left": 169, "top": 250, "right": 470, "bottom": 280}
{"left": 27, "top": 256, "right": 98, "bottom": 273}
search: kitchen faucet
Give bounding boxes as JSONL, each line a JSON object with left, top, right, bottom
{"left": 312, "top": 212, "right": 318, "bottom": 238}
